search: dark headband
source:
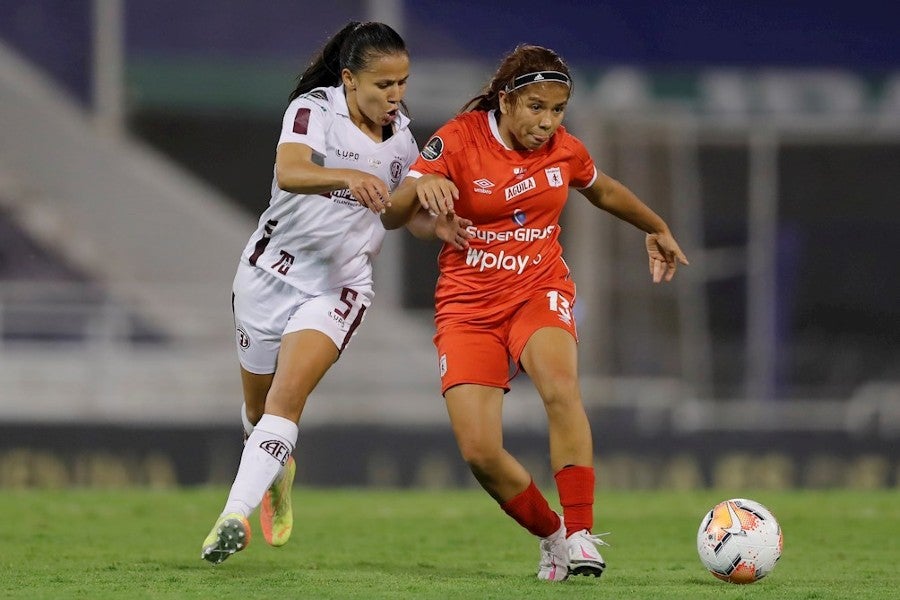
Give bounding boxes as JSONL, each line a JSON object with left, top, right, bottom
{"left": 504, "top": 71, "right": 571, "bottom": 93}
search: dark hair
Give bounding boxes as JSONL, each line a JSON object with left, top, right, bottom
{"left": 288, "top": 21, "right": 408, "bottom": 102}
{"left": 461, "top": 44, "right": 573, "bottom": 113}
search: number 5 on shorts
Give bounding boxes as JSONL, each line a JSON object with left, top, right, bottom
{"left": 334, "top": 287, "right": 359, "bottom": 319}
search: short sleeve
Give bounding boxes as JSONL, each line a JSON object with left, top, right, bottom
{"left": 568, "top": 135, "right": 598, "bottom": 189}
{"left": 278, "top": 95, "right": 329, "bottom": 155}
{"left": 408, "top": 120, "right": 462, "bottom": 180}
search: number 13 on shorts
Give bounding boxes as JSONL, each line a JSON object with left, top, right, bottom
{"left": 546, "top": 290, "right": 572, "bottom": 325}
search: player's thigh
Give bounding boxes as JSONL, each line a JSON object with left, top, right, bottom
{"left": 265, "top": 329, "right": 339, "bottom": 421}
{"left": 510, "top": 285, "right": 580, "bottom": 396}
{"left": 434, "top": 325, "right": 511, "bottom": 394}
{"left": 232, "top": 263, "right": 296, "bottom": 375}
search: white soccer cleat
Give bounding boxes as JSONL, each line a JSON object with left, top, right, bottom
{"left": 567, "top": 529, "right": 609, "bottom": 577}
{"left": 537, "top": 515, "right": 569, "bottom": 582}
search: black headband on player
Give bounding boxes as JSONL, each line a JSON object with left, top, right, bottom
{"left": 504, "top": 71, "right": 571, "bottom": 93}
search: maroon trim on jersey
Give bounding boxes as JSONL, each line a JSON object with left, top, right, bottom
{"left": 339, "top": 304, "right": 367, "bottom": 353}
{"left": 293, "top": 108, "right": 311, "bottom": 134}
{"left": 249, "top": 219, "right": 278, "bottom": 266}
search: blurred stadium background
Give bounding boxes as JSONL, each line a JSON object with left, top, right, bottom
{"left": 0, "top": 0, "right": 897, "bottom": 490}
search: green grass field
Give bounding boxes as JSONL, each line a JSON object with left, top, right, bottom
{"left": 1, "top": 487, "right": 897, "bottom": 599}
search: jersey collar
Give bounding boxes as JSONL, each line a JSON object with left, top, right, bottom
{"left": 488, "top": 110, "right": 513, "bottom": 150}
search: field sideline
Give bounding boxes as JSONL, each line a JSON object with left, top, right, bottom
{"left": 2, "top": 488, "right": 897, "bottom": 599}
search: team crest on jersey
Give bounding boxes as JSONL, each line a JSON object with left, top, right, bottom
{"left": 545, "top": 166, "right": 563, "bottom": 187}
{"left": 390, "top": 158, "right": 403, "bottom": 184}
{"left": 504, "top": 176, "right": 535, "bottom": 202}
{"left": 421, "top": 136, "right": 444, "bottom": 161}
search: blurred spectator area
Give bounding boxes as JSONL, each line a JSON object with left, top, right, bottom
{"left": 0, "top": 0, "right": 898, "bottom": 406}
{"left": 0, "top": 205, "right": 165, "bottom": 344}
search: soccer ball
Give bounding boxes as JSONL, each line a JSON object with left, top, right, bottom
{"left": 696, "top": 498, "right": 783, "bottom": 584}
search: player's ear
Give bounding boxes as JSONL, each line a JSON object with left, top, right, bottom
{"left": 498, "top": 91, "right": 509, "bottom": 115}
{"left": 341, "top": 68, "right": 356, "bottom": 91}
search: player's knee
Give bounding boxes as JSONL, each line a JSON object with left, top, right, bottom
{"left": 537, "top": 373, "right": 581, "bottom": 410}
{"left": 457, "top": 439, "right": 503, "bottom": 472}
{"left": 265, "top": 382, "right": 310, "bottom": 419}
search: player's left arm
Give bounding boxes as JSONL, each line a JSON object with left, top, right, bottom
{"left": 578, "top": 171, "right": 689, "bottom": 282}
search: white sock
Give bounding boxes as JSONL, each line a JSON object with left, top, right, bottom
{"left": 240, "top": 402, "right": 255, "bottom": 438}
{"left": 222, "top": 414, "right": 298, "bottom": 517}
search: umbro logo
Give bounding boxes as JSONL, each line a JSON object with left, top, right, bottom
{"left": 473, "top": 178, "right": 494, "bottom": 195}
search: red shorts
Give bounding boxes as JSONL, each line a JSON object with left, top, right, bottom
{"left": 433, "top": 281, "right": 577, "bottom": 394}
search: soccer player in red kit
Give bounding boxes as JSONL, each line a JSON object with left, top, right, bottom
{"left": 383, "top": 44, "right": 689, "bottom": 581}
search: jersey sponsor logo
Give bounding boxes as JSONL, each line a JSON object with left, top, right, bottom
{"left": 259, "top": 439, "right": 291, "bottom": 466}
{"left": 329, "top": 188, "right": 360, "bottom": 207}
{"left": 545, "top": 166, "right": 563, "bottom": 187}
{"left": 465, "top": 224, "right": 555, "bottom": 244}
{"left": 512, "top": 209, "right": 526, "bottom": 226}
{"left": 236, "top": 326, "right": 251, "bottom": 350}
{"left": 421, "top": 136, "right": 444, "bottom": 161}
{"left": 293, "top": 107, "right": 311, "bottom": 134}
{"left": 473, "top": 178, "right": 494, "bottom": 195}
{"left": 335, "top": 148, "right": 359, "bottom": 161}
{"left": 513, "top": 166, "right": 527, "bottom": 179}
{"left": 504, "top": 176, "right": 535, "bottom": 201}
{"left": 439, "top": 354, "right": 447, "bottom": 377}
{"left": 465, "top": 247, "right": 532, "bottom": 274}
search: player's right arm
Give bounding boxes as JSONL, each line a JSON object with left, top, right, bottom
{"left": 382, "top": 174, "right": 470, "bottom": 249}
{"left": 276, "top": 143, "right": 388, "bottom": 213}
{"left": 382, "top": 174, "right": 459, "bottom": 229}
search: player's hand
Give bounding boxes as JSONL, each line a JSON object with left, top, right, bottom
{"left": 434, "top": 212, "right": 473, "bottom": 250}
{"left": 416, "top": 175, "right": 459, "bottom": 217}
{"left": 646, "top": 232, "right": 689, "bottom": 283}
{"left": 346, "top": 171, "right": 390, "bottom": 214}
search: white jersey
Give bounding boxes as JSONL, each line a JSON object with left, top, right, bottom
{"left": 239, "top": 84, "right": 418, "bottom": 295}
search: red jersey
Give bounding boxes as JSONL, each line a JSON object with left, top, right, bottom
{"left": 409, "top": 110, "right": 597, "bottom": 323}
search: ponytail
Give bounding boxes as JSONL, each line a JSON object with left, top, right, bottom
{"left": 289, "top": 21, "right": 407, "bottom": 102}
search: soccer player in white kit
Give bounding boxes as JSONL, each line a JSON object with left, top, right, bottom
{"left": 201, "top": 21, "right": 465, "bottom": 564}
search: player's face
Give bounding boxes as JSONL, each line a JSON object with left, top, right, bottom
{"left": 500, "top": 82, "right": 570, "bottom": 151}
{"left": 347, "top": 52, "right": 410, "bottom": 127}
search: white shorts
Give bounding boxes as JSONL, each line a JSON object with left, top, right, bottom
{"left": 232, "top": 262, "right": 373, "bottom": 374}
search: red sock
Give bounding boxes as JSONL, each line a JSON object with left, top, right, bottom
{"left": 500, "top": 480, "right": 561, "bottom": 538}
{"left": 555, "top": 465, "right": 595, "bottom": 536}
